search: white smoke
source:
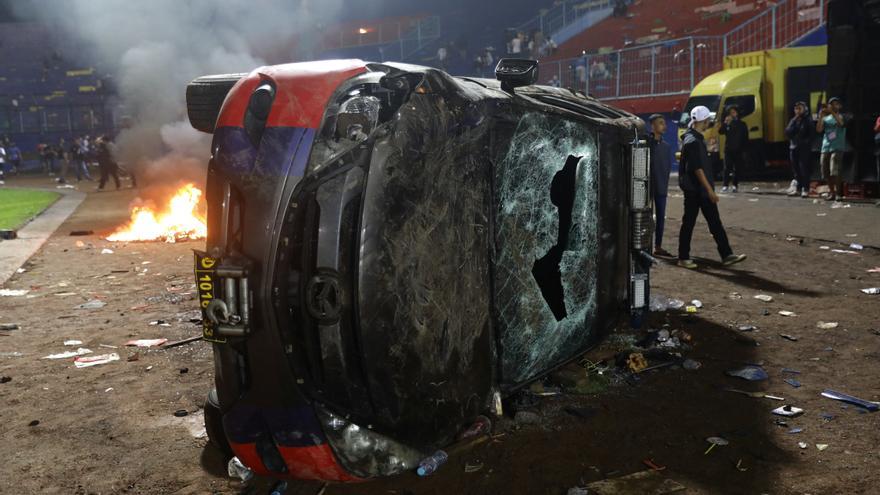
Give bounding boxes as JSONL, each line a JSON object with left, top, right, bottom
{"left": 16, "top": 0, "right": 345, "bottom": 187}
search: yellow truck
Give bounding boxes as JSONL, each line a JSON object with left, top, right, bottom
{"left": 679, "top": 45, "right": 827, "bottom": 175}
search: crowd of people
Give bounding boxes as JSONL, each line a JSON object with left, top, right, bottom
{"left": 0, "top": 134, "right": 131, "bottom": 190}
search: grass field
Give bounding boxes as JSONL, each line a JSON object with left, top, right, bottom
{"left": 0, "top": 189, "right": 60, "bottom": 230}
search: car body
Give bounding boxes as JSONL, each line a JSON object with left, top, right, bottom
{"left": 187, "top": 59, "right": 652, "bottom": 481}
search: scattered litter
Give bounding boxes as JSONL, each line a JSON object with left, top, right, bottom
{"left": 726, "top": 365, "right": 768, "bottom": 381}
{"left": 458, "top": 415, "right": 492, "bottom": 440}
{"left": 830, "top": 202, "right": 850, "bottom": 209}
{"left": 149, "top": 320, "right": 172, "bottom": 327}
{"left": 75, "top": 300, "right": 106, "bottom": 310}
{"left": 831, "top": 249, "right": 858, "bottom": 254}
{"left": 782, "top": 368, "right": 801, "bottom": 374}
{"left": 417, "top": 450, "right": 449, "bottom": 476}
{"left": 0, "top": 289, "right": 29, "bottom": 296}
{"left": 778, "top": 310, "right": 797, "bottom": 317}
{"left": 179, "top": 367, "right": 189, "bottom": 374}
{"left": 820, "top": 389, "right": 880, "bottom": 412}
{"left": 127, "top": 353, "right": 139, "bottom": 362}
{"left": 788, "top": 428, "right": 803, "bottom": 434}
{"left": 16, "top": 268, "right": 25, "bottom": 274}
{"left": 772, "top": 405, "right": 804, "bottom": 417}
{"left": 99, "top": 344, "right": 117, "bottom": 349}
{"left": 737, "top": 324, "right": 757, "bottom": 332}
{"left": 754, "top": 294, "right": 774, "bottom": 302}
{"left": 819, "top": 245, "right": 830, "bottom": 250}
{"left": 464, "top": 461, "right": 483, "bottom": 473}
{"left": 649, "top": 295, "right": 685, "bottom": 312}
{"left": 816, "top": 444, "right": 829, "bottom": 451}
{"left": 43, "top": 348, "right": 92, "bottom": 359}
{"left": 514, "top": 411, "right": 541, "bottom": 426}
{"left": 69, "top": 230, "right": 93, "bottom": 236}
{"left": 1, "top": 376, "right": 11, "bottom": 383}
{"left": 779, "top": 334, "right": 799, "bottom": 342}
{"left": 727, "top": 292, "right": 742, "bottom": 300}
{"left": 105, "top": 387, "right": 113, "bottom": 393}
{"left": 751, "top": 186, "right": 760, "bottom": 191}
{"left": 0, "top": 323, "right": 19, "bottom": 331}
{"left": 626, "top": 352, "right": 648, "bottom": 372}
{"left": 817, "top": 321, "right": 839, "bottom": 329}
{"left": 867, "top": 267, "right": 880, "bottom": 273}
{"left": 227, "top": 456, "right": 254, "bottom": 482}
{"left": 682, "top": 359, "right": 702, "bottom": 371}
{"left": 73, "top": 353, "right": 119, "bottom": 368}
{"left": 161, "top": 336, "right": 202, "bottom": 349}
{"left": 101, "top": 248, "right": 114, "bottom": 254}
{"left": 28, "top": 420, "right": 40, "bottom": 427}
{"left": 816, "top": 213, "right": 827, "bottom": 216}
{"left": 124, "top": 338, "right": 168, "bottom": 347}
{"left": 849, "top": 243, "right": 864, "bottom": 250}
{"left": 784, "top": 378, "right": 802, "bottom": 388}
{"left": 690, "top": 299, "right": 702, "bottom": 308}
{"left": 820, "top": 412, "right": 835, "bottom": 421}
{"left": 685, "top": 305, "right": 698, "bottom": 313}
{"left": 63, "top": 340, "right": 83, "bottom": 346}
{"left": 861, "top": 288, "right": 880, "bottom": 295}
{"left": 845, "top": 233, "right": 858, "bottom": 237}
{"left": 54, "top": 292, "right": 77, "bottom": 297}
{"left": 173, "top": 409, "right": 189, "bottom": 417}
{"left": 704, "top": 436, "right": 728, "bottom": 454}
{"left": 798, "top": 442, "right": 808, "bottom": 449}
{"left": 145, "top": 365, "right": 153, "bottom": 371}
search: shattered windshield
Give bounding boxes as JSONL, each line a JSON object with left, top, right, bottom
{"left": 493, "top": 111, "right": 599, "bottom": 384}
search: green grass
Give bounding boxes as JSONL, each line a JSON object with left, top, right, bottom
{"left": 0, "top": 189, "right": 61, "bottom": 230}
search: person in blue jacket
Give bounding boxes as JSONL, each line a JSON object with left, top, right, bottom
{"left": 647, "top": 113, "right": 672, "bottom": 257}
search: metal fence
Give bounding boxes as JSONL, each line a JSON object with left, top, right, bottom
{"left": 535, "top": 0, "right": 825, "bottom": 101}
{"left": 516, "top": 0, "right": 615, "bottom": 37}
{"left": 316, "top": 16, "right": 441, "bottom": 55}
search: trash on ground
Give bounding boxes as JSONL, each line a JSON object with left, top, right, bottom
{"left": 778, "top": 310, "right": 797, "bottom": 317}
{"left": 784, "top": 378, "right": 802, "bottom": 388}
{"left": 754, "top": 294, "right": 774, "bottom": 302}
{"left": 820, "top": 389, "right": 880, "bottom": 412}
{"left": 849, "top": 243, "right": 864, "bottom": 250}
{"left": 779, "top": 334, "right": 799, "bottom": 342}
{"left": 458, "top": 415, "right": 492, "bottom": 440}
{"left": 737, "top": 324, "right": 757, "bottom": 332}
{"left": 73, "top": 353, "right": 119, "bottom": 368}
{"left": 69, "top": 230, "right": 94, "bottom": 236}
{"left": 149, "top": 320, "right": 172, "bottom": 327}
{"left": 0, "top": 289, "right": 29, "bottom": 296}
{"left": 567, "top": 488, "right": 589, "bottom": 495}
{"left": 43, "top": 348, "right": 92, "bottom": 359}
{"left": 75, "top": 300, "right": 106, "bottom": 310}
{"left": 861, "top": 288, "right": 880, "bottom": 295}
{"left": 798, "top": 442, "right": 808, "bottom": 449}
{"left": 1, "top": 376, "right": 11, "bottom": 383}
{"left": 464, "top": 461, "right": 483, "bottom": 473}
{"left": 817, "top": 321, "right": 839, "bottom": 329}
{"left": 227, "top": 456, "right": 254, "bottom": 482}
{"left": 867, "top": 267, "right": 880, "bottom": 273}
{"left": 820, "top": 412, "right": 835, "bottom": 421}
{"left": 690, "top": 299, "right": 703, "bottom": 308}
{"left": 788, "top": 428, "right": 804, "bottom": 434}
{"left": 28, "top": 420, "right": 40, "bottom": 427}
{"left": 179, "top": 367, "right": 189, "bottom": 374}
{"left": 173, "top": 409, "right": 189, "bottom": 417}
{"left": 649, "top": 295, "right": 685, "bottom": 312}
{"left": 685, "top": 305, "right": 698, "bottom": 313}
{"left": 0, "top": 323, "right": 19, "bottom": 331}
{"left": 127, "top": 353, "right": 139, "bottom": 362}
{"left": 626, "top": 352, "right": 648, "bottom": 372}
{"left": 100, "top": 248, "right": 114, "bottom": 254}
{"left": 819, "top": 245, "right": 830, "bottom": 249}
{"left": 782, "top": 368, "right": 801, "bottom": 374}
{"left": 726, "top": 365, "right": 769, "bottom": 381}
{"left": 161, "top": 335, "right": 203, "bottom": 349}
{"left": 830, "top": 249, "right": 858, "bottom": 254}
{"left": 682, "top": 359, "right": 702, "bottom": 371}
{"left": 816, "top": 444, "right": 829, "bottom": 451}
{"left": 63, "top": 340, "right": 83, "bottom": 346}
{"left": 830, "top": 202, "right": 851, "bottom": 209}
{"left": 704, "top": 436, "right": 728, "bottom": 454}
{"left": 772, "top": 405, "right": 804, "bottom": 417}
{"left": 728, "top": 292, "right": 742, "bottom": 300}
{"left": 417, "top": 450, "right": 449, "bottom": 476}
{"left": 124, "top": 338, "right": 168, "bottom": 347}
{"left": 725, "top": 388, "right": 783, "bottom": 400}
{"left": 99, "top": 344, "right": 117, "bottom": 349}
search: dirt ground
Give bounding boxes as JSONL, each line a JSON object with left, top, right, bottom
{"left": 1, "top": 181, "right": 879, "bottom": 495}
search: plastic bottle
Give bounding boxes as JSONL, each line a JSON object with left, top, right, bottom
{"left": 416, "top": 450, "right": 449, "bottom": 476}
{"left": 269, "top": 481, "right": 288, "bottom": 494}
{"left": 227, "top": 456, "right": 254, "bottom": 482}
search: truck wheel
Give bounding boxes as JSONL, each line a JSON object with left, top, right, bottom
{"left": 186, "top": 73, "right": 246, "bottom": 134}
{"left": 204, "top": 388, "right": 233, "bottom": 458}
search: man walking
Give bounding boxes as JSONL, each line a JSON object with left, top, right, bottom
{"left": 817, "top": 97, "right": 846, "bottom": 201}
{"left": 96, "top": 135, "right": 120, "bottom": 190}
{"left": 677, "top": 106, "right": 747, "bottom": 269}
{"left": 717, "top": 105, "right": 749, "bottom": 193}
{"left": 647, "top": 114, "right": 672, "bottom": 257}
{"left": 785, "top": 101, "right": 814, "bottom": 197}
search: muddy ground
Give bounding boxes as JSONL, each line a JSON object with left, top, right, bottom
{"left": 1, "top": 183, "right": 879, "bottom": 495}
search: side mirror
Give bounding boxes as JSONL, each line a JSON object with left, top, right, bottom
{"left": 495, "top": 58, "right": 539, "bottom": 93}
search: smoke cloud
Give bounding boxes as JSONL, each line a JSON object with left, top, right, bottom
{"left": 16, "top": 0, "right": 345, "bottom": 190}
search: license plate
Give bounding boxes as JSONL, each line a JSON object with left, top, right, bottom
{"left": 193, "top": 250, "right": 227, "bottom": 343}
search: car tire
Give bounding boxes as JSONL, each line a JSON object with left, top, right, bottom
{"left": 204, "top": 388, "right": 233, "bottom": 458}
{"left": 186, "top": 74, "right": 246, "bottom": 134}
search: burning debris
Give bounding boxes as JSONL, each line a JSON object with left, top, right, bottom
{"left": 106, "top": 184, "right": 207, "bottom": 243}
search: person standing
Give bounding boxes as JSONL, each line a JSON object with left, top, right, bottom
{"left": 677, "top": 106, "right": 747, "bottom": 269}
{"left": 785, "top": 101, "right": 814, "bottom": 197}
{"left": 816, "top": 97, "right": 846, "bottom": 201}
{"left": 717, "top": 105, "right": 749, "bottom": 192}
{"left": 647, "top": 114, "right": 672, "bottom": 257}
{"left": 96, "top": 135, "right": 120, "bottom": 190}
{"left": 7, "top": 142, "right": 20, "bottom": 176}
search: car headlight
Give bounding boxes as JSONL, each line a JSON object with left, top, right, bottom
{"left": 315, "top": 405, "right": 424, "bottom": 478}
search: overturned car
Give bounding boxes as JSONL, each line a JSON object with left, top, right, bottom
{"left": 186, "top": 58, "right": 652, "bottom": 481}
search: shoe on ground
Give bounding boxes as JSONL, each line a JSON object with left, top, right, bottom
{"left": 720, "top": 186, "right": 729, "bottom": 193}
{"left": 677, "top": 259, "right": 698, "bottom": 269}
{"left": 722, "top": 254, "right": 747, "bottom": 266}
{"left": 801, "top": 190, "right": 808, "bottom": 198}
{"left": 653, "top": 247, "right": 673, "bottom": 257}
{"left": 732, "top": 186, "right": 738, "bottom": 193}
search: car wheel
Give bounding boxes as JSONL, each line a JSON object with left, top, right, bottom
{"left": 186, "top": 73, "right": 246, "bottom": 134}
{"left": 204, "top": 388, "right": 233, "bottom": 458}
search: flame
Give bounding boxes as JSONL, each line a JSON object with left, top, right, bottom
{"left": 107, "top": 184, "right": 207, "bottom": 243}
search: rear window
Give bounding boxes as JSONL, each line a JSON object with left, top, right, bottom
{"left": 679, "top": 95, "right": 721, "bottom": 127}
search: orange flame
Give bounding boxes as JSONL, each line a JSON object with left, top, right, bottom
{"left": 106, "top": 184, "right": 207, "bottom": 243}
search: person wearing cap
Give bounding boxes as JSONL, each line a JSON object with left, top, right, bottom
{"left": 717, "top": 105, "right": 749, "bottom": 193}
{"left": 677, "top": 105, "right": 747, "bottom": 269}
{"left": 785, "top": 101, "right": 815, "bottom": 197}
{"left": 647, "top": 113, "right": 672, "bottom": 256}
{"left": 817, "top": 97, "right": 846, "bottom": 201}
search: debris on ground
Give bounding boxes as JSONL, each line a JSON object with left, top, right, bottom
{"left": 464, "top": 461, "right": 483, "bottom": 473}
{"left": 227, "top": 456, "right": 254, "bottom": 482}
{"left": 682, "top": 359, "right": 702, "bottom": 371}
{"left": 779, "top": 334, "right": 799, "bottom": 342}
{"left": 124, "top": 338, "right": 168, "bottom": 347}
{"left": 726, "top": 365, "right": 769, "bottom": 381}
{"left": 73, "top": 353, "right": 119, "bottom": 368}
{"left": 642, "top": 459, "right": 666, "bottom": 471}
{"left": 173, "top": 409, "right": 189, "bottom": 418}
{"left": 149, "top": 319, "right": 172, "bottom": 327}
{"left": 1, "top": 376, "right": 11, "bottom": 383}
{"left": 75, "top": 300, "right": 106, "bottom": 310}
{"left": 799, "top": 442, "right": 808, "bottom": 449}
{"left": 160, "top": 336, "right": 203, "bottom": 349}
{"left": 28, "top": 420, "right": 40, "bottom": 427}
{"left": 772, "top": 405, "right": 804, "bottom": 417}
{"left": 63, "top": 340, "right": 83, "bottom": 346}
{"left": 626, "top": 352, "right": 648, "bottom": 372}
{"left": 816, "top": 444, "right": 829, "bottom": 451}
{"left": 704, "top": 436, "right": 728, "bottom": 454}
{"left": 649, "top": 295, "right": 685, "bottom": 312}
{"left": 788, "top": 428, "right": 804, "bottom": 434}
{"left": 754, "top": 294, "right": 774, "bottom": 302}
{"left": 867, "top": 267, "right": 880, "bottom": 273}
{"left": 861, "top": 288, "right": 880, "bottom": 295}
{"left": 583, "top": 470, "right": 686, "bottom": 494}
{"left": 784, "top": 378, "right": 802, "bottom": 388}
{"left": 43, "top": 348, "right": 92, "bottom": 359}
{"left": 690, "top": 299, "right": 703, "bottom": 308}
{"left": 0, "top": 289, "right": 29, "bottom": 296}
{"left": 737, "top": 324, "right": 757, "bottom": 332}
{"left": 100, "top": 248, "right": 114, "bottom": 254}
{"left": 817, "top": 321, "right": 839, "bottom": 329}
{"left": 820, "top": 389, "right": 880, "bottom": 412}
{"left": 69, "top": 230, "right": 94, "bottom": 236}
{"left": 458, "top": 415, "right": 492, "bottom": 440}
{"left": 417, "top": 450, "right": 449, "bottom": 476}
{"left": 778, "top": 310, "right": 797, "bottom": 317}
{"left": 831, "top": 249, "right": 859, "bottom": 255}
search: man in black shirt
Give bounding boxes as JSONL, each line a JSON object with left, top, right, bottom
{"left": 784, "top": 101, "right": 814, "bottom": 197}
{"left": 647, "top": 114, "right": 672, "bottom": 256}
{"left": 677, "top": 106, "right": 747, "bottom": 269}
{"left": 717, "top": 105, "right": 749, "bottom": 192}
{"left": 96, "top": 135, "right": 120, "bottom": 190}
